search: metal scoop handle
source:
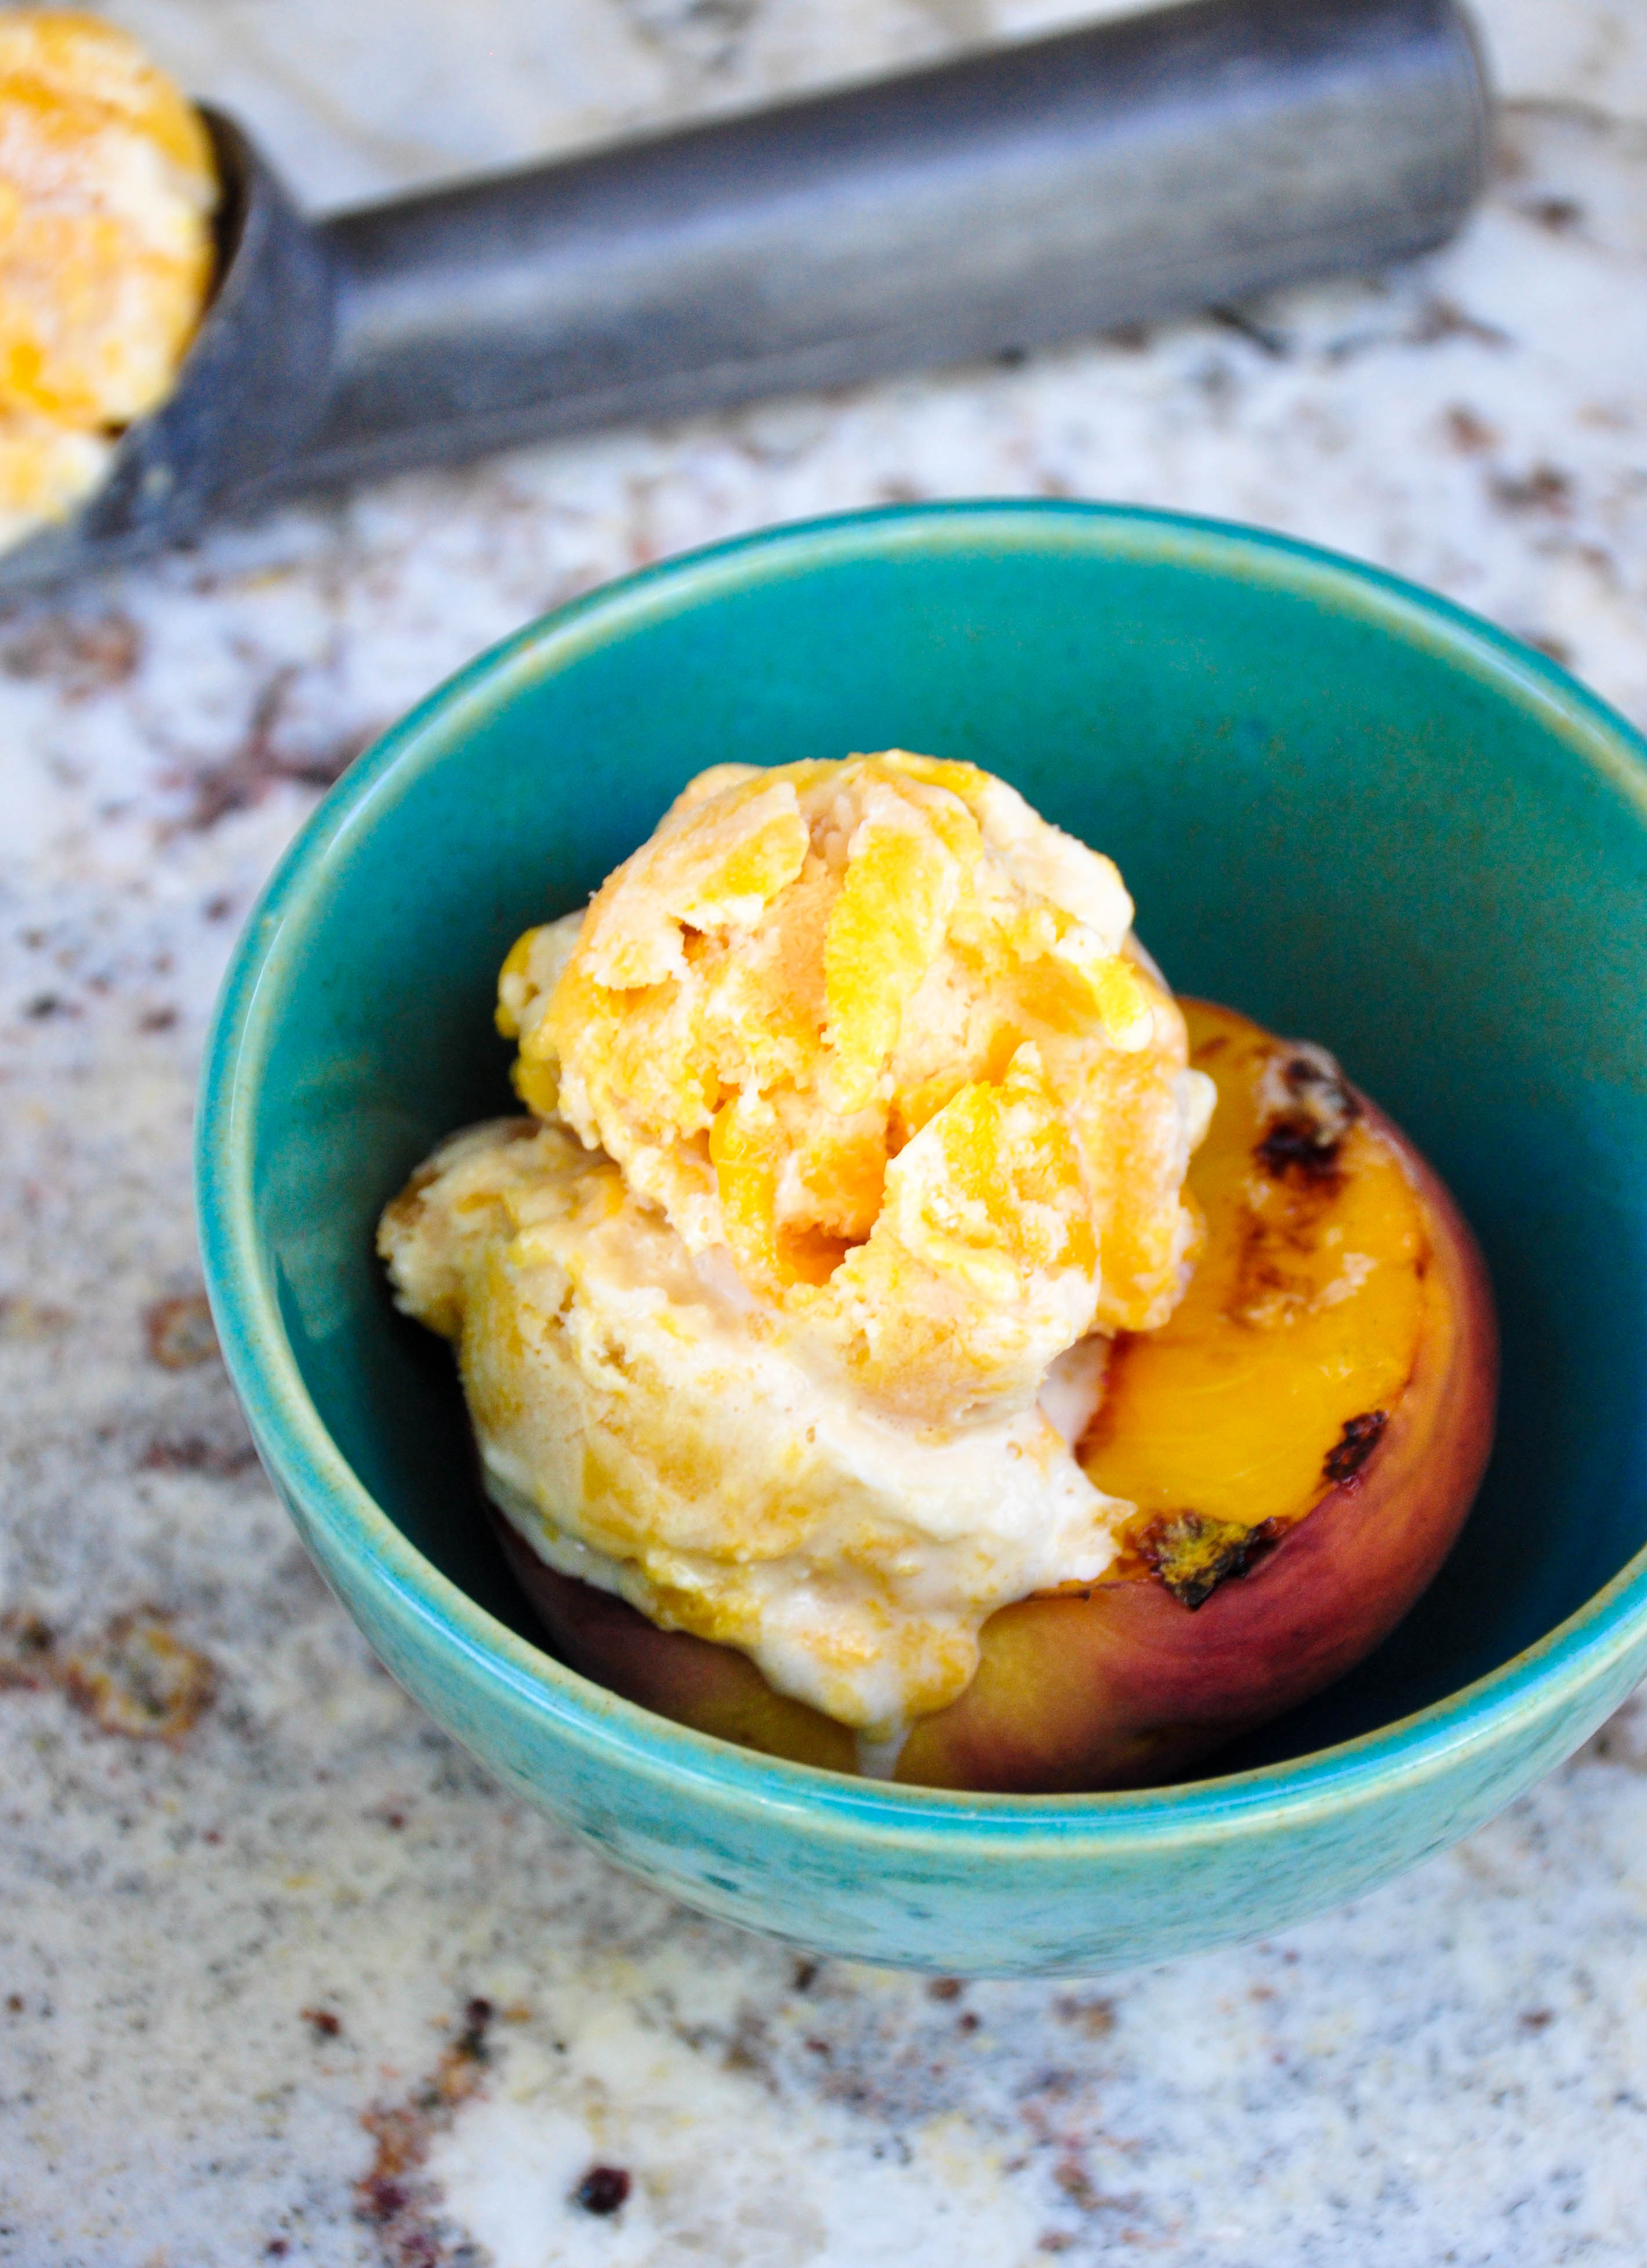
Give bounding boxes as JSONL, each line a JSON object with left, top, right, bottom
{"left": 0, "top": 0, "right": 1488, "bottom": 590}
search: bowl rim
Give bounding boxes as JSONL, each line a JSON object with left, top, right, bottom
{"left": 198, "top": 496, "right": 1647, "bottom": 1850}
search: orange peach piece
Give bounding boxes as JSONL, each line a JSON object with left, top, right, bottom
{"left": 899, "top": 1102, "right": 1497, "bottom": 1788}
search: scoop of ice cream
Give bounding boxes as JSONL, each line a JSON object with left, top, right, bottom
{"left": 500, "top": 753, "right": 1213, "bottom": 1428}
{"left": 380, "top": 1116, "right": 1128, "bottom": 1745}
{"left": 0, "top": 10, "right": 217, "bottom": 543}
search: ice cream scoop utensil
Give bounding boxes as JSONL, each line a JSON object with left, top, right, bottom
{"left": 0, "top": 0, "right": 1488, "bottom": 590}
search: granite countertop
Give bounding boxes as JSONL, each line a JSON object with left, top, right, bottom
{"left": 5, "top": 2, "right": 1647, "bottom": 2261}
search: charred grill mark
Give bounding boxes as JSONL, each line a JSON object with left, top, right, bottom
{"left": 1141, "top": 1512, "right": 1282, "bottom": 1610}
{"left": 1229, "top": 1208, "right": 1330, "bottom": 1329}
{"left": 1283, "top": 1055, "right": 1334, "bottom": 1093}
{"left": 1323, "top": 1410, "right": 1388, "bottom": 1487}
{"left": 1257, "top": 1115, "right": 1345, "bottom": 1181}
{"left": 1257, "top": 1046, "right": 1361, "bottom": 1184}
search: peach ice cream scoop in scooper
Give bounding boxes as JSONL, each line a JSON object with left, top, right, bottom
{"left": 0, "top": 0, "right": 1488, "bottom": 589}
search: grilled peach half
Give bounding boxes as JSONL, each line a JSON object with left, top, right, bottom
{"left": 496, "top": 1000, "right": 1497, "bottom": 1792}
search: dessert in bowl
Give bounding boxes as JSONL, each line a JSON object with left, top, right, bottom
{"left": 379, "top": 752, "right": 1495, "bottom": 1792}
{"left": 198, "top": 503, "right": 1647, "bottom": 1975}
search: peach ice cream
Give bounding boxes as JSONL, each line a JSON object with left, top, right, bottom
{"left": 382, "top": 753, "right": 1215, "bottom": 1755}
{"left": 0, "top": 11, "right": 217, "bottom": 550}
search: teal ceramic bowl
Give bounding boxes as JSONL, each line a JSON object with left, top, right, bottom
{"left": 198, "top": 503, "right": 1647, "bottom": 1977}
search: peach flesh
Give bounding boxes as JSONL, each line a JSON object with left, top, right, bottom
{"left": 494, "top": 1008, "right": 1499, "bottom": 1793}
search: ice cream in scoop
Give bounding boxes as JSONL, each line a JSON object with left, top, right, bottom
{"left": 0, "top": 11, "right": 218, "bottom": 551}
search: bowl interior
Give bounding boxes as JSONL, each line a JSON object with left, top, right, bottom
{"left": 242, "top": 507, "right": 1647, "bottom": 1778}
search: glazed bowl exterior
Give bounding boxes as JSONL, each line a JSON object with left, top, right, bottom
{"left": 197, "top": 503, "right": 1647, "bottom": 1976}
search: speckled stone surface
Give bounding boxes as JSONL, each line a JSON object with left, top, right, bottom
{"left": 4, "top": 3, "right": 1647, "bottom": 2262}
